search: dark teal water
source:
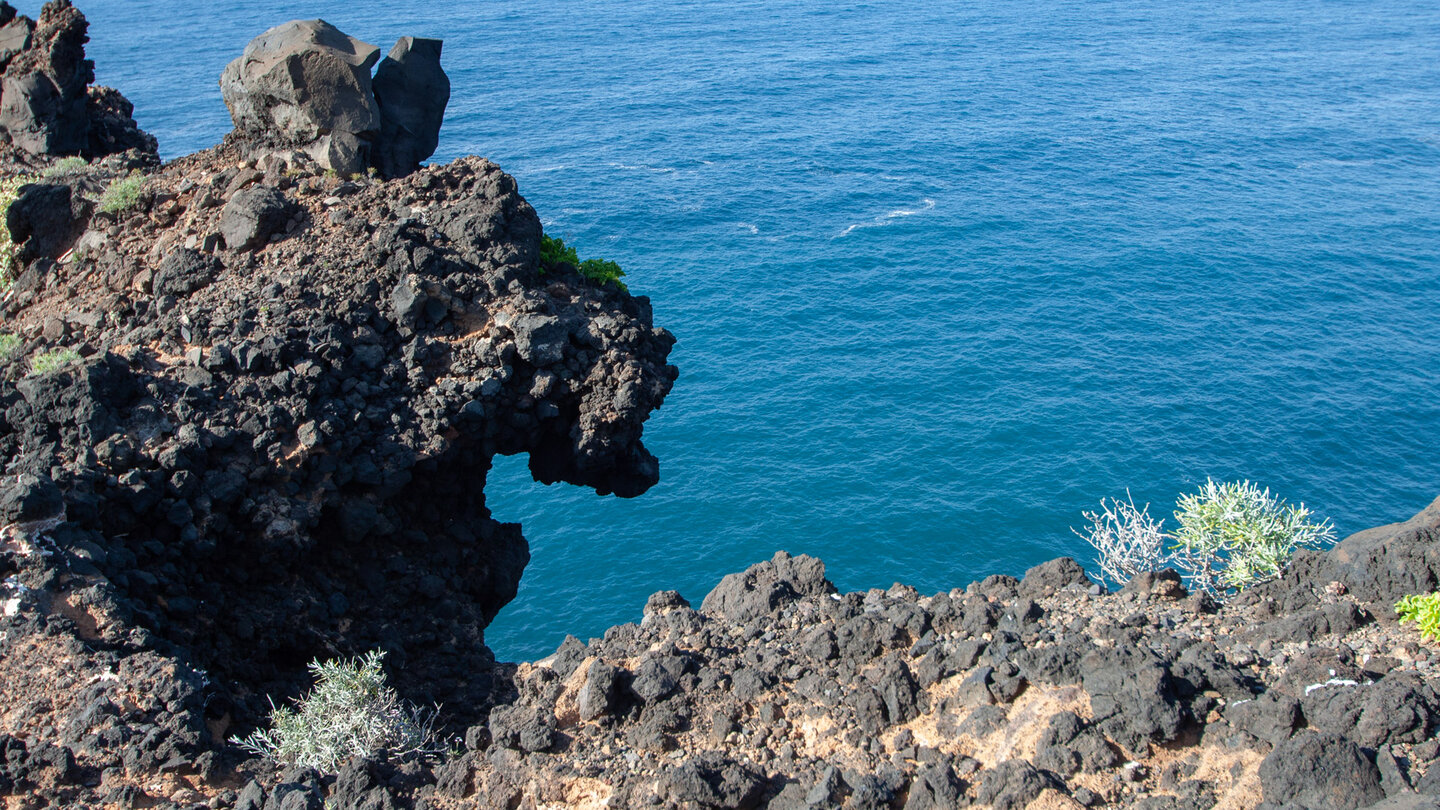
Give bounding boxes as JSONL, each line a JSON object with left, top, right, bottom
{"left": 79, "top": 0, "right": 1440, "bottom": 660}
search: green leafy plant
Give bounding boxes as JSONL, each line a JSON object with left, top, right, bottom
{"left": 0, "top": 333, "right": 19, "bottom": 362}
{"left": 539, "top": 234, "right": 627, "bottom": 291}
{"left": 1, "top": 174, "right": 34, "bottom": 284}
{"left": 41, "top": 156, "right": 89, "bottom": 177}
{"left": 1397, "top": 593, "right": 1440, "bottom": 643}
{"left": 233, "top": 650, "right": 445, "bottom": 772}
{"left": 30, "top": 347, "right": 80, "bottom": 375}
{"left": 97, "top": 170, "right": 145, "bottom": 214}
{"left": 1171, "top": 479, "right": 1334, "bottom": 593}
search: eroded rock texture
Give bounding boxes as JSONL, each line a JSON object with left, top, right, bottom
{"left": 0, "top": 0, "right": 154, "bottom": 159}
{"left": 0, "top": 143, "right": 676, "bottom": 806}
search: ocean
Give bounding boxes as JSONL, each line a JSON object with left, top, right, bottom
{"left": 78, "top": 0, "right": 1440, "bottom": 660}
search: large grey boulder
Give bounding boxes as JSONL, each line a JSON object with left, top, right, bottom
{"left": 701, "top": 551, "right": 835, "bottom": 625}
{"left": 1273, "top": 494, "right": 1440, "bottom": 611}
{"left": 372, "top": 37, "right": 449, "bottom": 178}
{"left": 219, "top": 19, "right": 381, "bottom": 173}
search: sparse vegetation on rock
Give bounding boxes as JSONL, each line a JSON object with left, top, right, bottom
{"left": 95, "top": 169, "right": 143, "bottom": 214}
{"left": 27, "top": 346, "right": 78, "bottom": 374}
{"left": 1172, "top": 478, "right": 1335, "bottom": 593}
{"left": 234, "top": 651, "right": 446, "bottom": 772}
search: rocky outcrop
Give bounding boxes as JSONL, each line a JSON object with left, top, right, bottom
{"left": 0, "top": 0, "right": 155, "bottom": 160}
{"left": 221, "top": 19, "right": 448, "bottom": 178}
{"left": 1266, "top": 494, "right": 1440, "bottom": 612}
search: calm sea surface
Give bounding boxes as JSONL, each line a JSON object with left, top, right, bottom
{"left": 77, "top": 0, "right": 1440, "bottom": 659}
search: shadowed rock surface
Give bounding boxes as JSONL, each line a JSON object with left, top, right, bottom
{"left": 372, "top": 37, "right": 449, "bottom": 179}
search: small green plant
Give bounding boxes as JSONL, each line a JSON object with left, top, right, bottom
{"left": 97, "top": 170, "right": 144, "bottom": 214}
{"left": 1171, "top": 479, "right": 1334, "bottom": 593}
{"left": 30, "top": 347, "right": 80, "bottom": 375}
{"left": 41, "top": 156, "right": 89, "bottom": 177}
{"left": 1, "top": 174, "right": 34, "bottom": 283}
{"left": 539, "top": 235, "right": 627, "bottom": 291}
{"left": 0, "top": 333, "right": 19, "bottom": 362}
{"left": 1397, "top": 593, "right": 1440, "bottom": 643}
{"left": 233, "top": 650, "right": 445, "bottom": 772}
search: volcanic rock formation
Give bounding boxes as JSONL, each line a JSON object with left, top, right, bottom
{"left": 0, "top": 0, "right": 155, "bottom": 160}
{"left": 220, "top": 19, "right": 449, "bottom": 178}
{"left": 2, "top": 7, "right": 1439, "bottom": 810}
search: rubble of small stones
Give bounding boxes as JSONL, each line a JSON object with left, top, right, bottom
{"left": 220, "top": 18, "right": 449, "bottom": 177}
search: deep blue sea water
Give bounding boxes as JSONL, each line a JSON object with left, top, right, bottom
{"left": 75, "top": 0, "right": 1440, "bottom": 660}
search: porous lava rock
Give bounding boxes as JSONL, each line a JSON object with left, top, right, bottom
{"left": 0, "top": 0, "right": 154, "bottom": 160}
{"left": 1270, "top": 493, "right": 1440, "bottom": 612}
{"left": 0, "top": 131, "right": 677, "bottom": 806}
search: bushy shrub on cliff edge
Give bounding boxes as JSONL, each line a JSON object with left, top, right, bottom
{"left": 1077, "top": 479, "right": 1334, "bottom": 595}
{"left": 540, "top": 234, "right": 627, "bottom": 291}
{"left": 1172, "top": 479, "right": 1334, "bottom": 594}
{"left": 234, "top": 651, "right": 445, "bottom": 771}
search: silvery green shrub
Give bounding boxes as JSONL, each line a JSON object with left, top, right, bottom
{"left": 233, "top": 650, "right": 445, "bottom": 771}
{"left": 1170, "top": 478, "right": 1334, "bottom": 594}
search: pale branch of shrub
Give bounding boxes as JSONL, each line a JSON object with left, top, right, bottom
{"left": 1073, "top": 490, "right": 1169, "bottom": 588}
{"left": 1171, "top": 478, "right": 1335, "bottom": 594}
{"left": 232, "top": 650, "right": 447, "bottom": 772}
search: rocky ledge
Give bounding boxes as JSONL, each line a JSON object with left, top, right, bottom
{"left": 1, "top": 5, "right": 1438, "bottom": 810}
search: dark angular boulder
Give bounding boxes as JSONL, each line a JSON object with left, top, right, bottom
{"left": 152, "top": 248, "right": 220, "bottom": 297}
{"left": 85, "top": 84, "right": 157, "bottom": 157}
{"left": 1018, "top": 556, "right": 1092, "bottom": 599}
{"left": 6, "top": 181, "right": 88, "bottom": 262}
{"left": 1259, "top": 731, "right": 1383, "bottom": 810}
{"left": 903, "top": 762, "right": 963, "bottom": 810}
{"left": 660, "top": 753, "right": 766, "bottom": 809}
{"left": 1227, "top": 691, "right": 1300, "bottom": 746}
{"left": 0, "top": 0, "right": 90, "bottom": 155}
{"left": 1080, "top": 645, "right": 1183, "bottom": 754}
{"left": 487, "top": 704, "right": 555, "bottom": 753}
{"left": 219, "top": 186, "right": 299, "bottom": 251}
{"left": 577, "top": 660, "right": 621, "bottom": 721}
{"left": 1278, "top": 494, "right": 1440, "bottom": 610}
{"left": 0, "top": 472, "right": 63, "bottom": 524}
{"left": 975, "top": 760, "right": 1062, "bottom": 810}
{"left": 700, "top": 550, "right": 835, "bottom": 624}
{"left": 372, "top": 36, "right": 448, "bottom": 178}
